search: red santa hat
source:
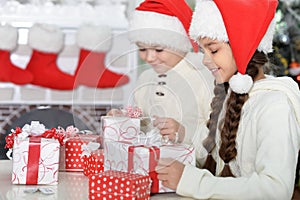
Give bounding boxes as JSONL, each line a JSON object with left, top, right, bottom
{"left": 190, "top": 0, "right": 278, "bottom": 93}
{"left": 128, "top": 0, "right": 197, "bottom": 53}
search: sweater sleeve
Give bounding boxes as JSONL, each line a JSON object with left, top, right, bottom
{"left": 176, "top": 93, "right": 299, "bottom": 199}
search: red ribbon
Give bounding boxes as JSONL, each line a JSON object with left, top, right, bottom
{"left": 26, "top": 136, "right": 41, "bottom": 185}
{"left": 128, "top": 145, "right": 160, "bottom": 193}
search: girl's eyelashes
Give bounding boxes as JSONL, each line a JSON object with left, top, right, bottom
{"left": 155, "top": 49, "right": 164, "bottom": 52}
{"left": 211, "top": 49, "right": 218, "bottom": 54}
{"left": 138, "top": 48, "right": 146, "bottom": 52}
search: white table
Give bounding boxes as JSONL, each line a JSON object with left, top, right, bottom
{"left": 0, "top": 160, "right": 193, "bottom": 200}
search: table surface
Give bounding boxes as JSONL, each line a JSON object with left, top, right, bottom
{"left": 0, "top": 160, "right": 193, "bottom": 200}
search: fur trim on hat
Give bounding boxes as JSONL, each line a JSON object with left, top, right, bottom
{"left": 28, "top": 23, "right": 64, "bottom": 53}
{"left": 128, "top": 11, "right": 192, "bottom": 52}
{"left": 189, "top": 0, "right": 228, "bottom": 43}
{"left": 0, "top": 24, "right": 18, "bottom": 51}
{"left": 257, "top": 18, "right": 276, "bottom": 54}
{"left": 77, "top": 24, "right": 112, "bottom": 52}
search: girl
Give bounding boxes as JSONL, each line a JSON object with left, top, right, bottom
{"left": 156, "top": 0, "right": 300, "bottom": 199}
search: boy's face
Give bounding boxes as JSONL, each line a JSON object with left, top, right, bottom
{"left": 137, "top": 42, "right": 186, "bottom": 74}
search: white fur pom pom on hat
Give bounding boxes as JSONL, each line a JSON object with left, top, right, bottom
{"left": 229, "top": 73, "right": 254, "bottom": 94}
{"left": 77, "top": 24, "right": 112, "bottom": 52}
{"left": 0, "top": 24, "right": 18, "bottom": 51}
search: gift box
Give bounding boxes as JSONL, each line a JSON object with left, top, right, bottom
{"left": 11, "top": 137, "right": 61, "bottom": 185}
{"left": 83, "top": 149, "right": 104, "bottom": 176}
{"left": 65, "top": 134, "right": 101, "bottom": 172}
{"left": 101, "top": 116, "right": 140, "bottom": 143}
{"left": 5, "top": 121, "right": 65, "bottom": 185}
{"left": 89, "top": 170, "right": 151, "bottom": 200}
{"left": 104, "top": 141, "right": 195, "bottom": 193}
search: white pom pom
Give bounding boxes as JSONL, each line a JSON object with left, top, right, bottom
{"left": 229, "top": 73, "right": 253, "bottom": 94}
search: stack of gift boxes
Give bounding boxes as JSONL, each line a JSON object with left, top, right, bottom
{"left": 97, "top": 106, "right": 196, "bottom": 198}
{"left": 5, "top": 106, "right": 196, "bottom": 199}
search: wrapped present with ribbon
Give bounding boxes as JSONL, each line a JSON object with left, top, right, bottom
{"left": 103, "top": 129, "right": 195, "bottom": 193}
{"left": 59, "top": 126, "right": 101, "bottom": 172}
{"left": 81, "top": 142, "right": 104, "bottom": 176}
{"left": 5, "top": 121, "right": 65, "bottom": 185}
{"left": 102, "top": 106, "right": 144, "bottom": 143}
{"left": 89, "top": 170, "right": 151, "bottom": 200}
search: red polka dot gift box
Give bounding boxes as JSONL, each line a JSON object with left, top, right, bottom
{"left": 82, "top": 149, "right": 104, "bottom": 176}
{"left": 89, "top": 170, "right": 151, "bottom": 200}
{"left": 65, "top": 134, "right": 101, "bottom": 172}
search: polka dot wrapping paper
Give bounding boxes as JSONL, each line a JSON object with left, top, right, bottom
{"left": 65, "top": 135, "right": 101, "bottom": 172}
{"left": 89, "top": 170, "right": 151, "bottom": 200}
{"left": 82, "top": 149, "right": 104, "bottom": 176}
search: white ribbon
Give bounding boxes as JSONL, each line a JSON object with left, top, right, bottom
{"left": 6, "top": 149, "right": 13, "bottom": 160}
{"left": 81, "top": 142, "right": 101, "bottom": 157}
{"left": 21, "top": 121, "right": 46, "bottom": 138}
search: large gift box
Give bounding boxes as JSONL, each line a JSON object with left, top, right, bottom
{"left": 104, "top": 141, "right": 195, "bottom": 193}
{"left": 89, "top": 170, "right": 151, "bottom": 200}
{"left": 102, "top": 116, "right": 140, "bottom": 143}
{"left": 5, "top": 121, "right": 64, "bottom": 185}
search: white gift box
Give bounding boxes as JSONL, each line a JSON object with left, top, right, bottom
{"left": 101, "top": 116, "right": 140, "bottom": 143}
{"left": 104, "top": 141, "right": 195, "bottom": 193}
{"left": 12, "top": 137, "right": 60, "bottom": 185}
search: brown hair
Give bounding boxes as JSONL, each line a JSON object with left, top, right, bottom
{"left": 202, "top": 50, "right": 268, "bottom": 177}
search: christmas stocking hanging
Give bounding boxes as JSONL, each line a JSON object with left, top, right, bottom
{"left": 25, "top": 23, "right": 75, "bottom": 90}
{"left": 0, "top": 24, "right": 33, "bottom": 85}
{"left": 74, "top": 25, "right": 129, "bottom": 88}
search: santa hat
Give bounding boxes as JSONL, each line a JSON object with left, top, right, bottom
{"left": 190, "top": 0, "right": 278, "bottom": 94}
{"left": 128, "top": 0, "right": 197, "bottom": 53}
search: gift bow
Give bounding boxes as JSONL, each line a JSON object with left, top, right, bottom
{"left": 122, "top": 105, "right": 143, "bottom": 118}
{"left": 81, "top": 142, "right": 101, "bottom": 157}
{"left": 5, "top": 121, "right": 65, "bottom": 159}
{"left": 57, "top": 125, "right": 79, "bottom": 138}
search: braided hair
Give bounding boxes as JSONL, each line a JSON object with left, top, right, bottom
{"left": 202, "top": 50, "right": 268, "bottom": 177}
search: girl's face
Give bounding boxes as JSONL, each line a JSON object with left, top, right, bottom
{"left": 198, "top": 37, "right": 237, "bottom": 84}
{"left": 137, "top": 43, "right": 186, "bottom": 74}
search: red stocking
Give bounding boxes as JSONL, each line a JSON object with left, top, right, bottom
{"left": 25, "top": 23, "right": 75, "bottom": 90}
{"left": 0, "top": 25, "right": 33, "bottom": 85}
{"left": 74, "top": 25, "right": 129, "bottom": 88}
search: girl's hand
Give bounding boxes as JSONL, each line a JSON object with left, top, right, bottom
{"left": 155, "top": 158, "right": 185, "bottom": 190}
{"left": 152, "top": 116, "right": 185, "bottom": 143}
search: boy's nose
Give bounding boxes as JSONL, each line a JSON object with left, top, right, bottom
{"left": 145, "top": 50, "right": 156, "bottom": 63}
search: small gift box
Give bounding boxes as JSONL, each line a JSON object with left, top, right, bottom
{"left": 82, "top": 143, "right": 104, "bottom": 176}
{"left": 5, "top": 121, "right": 65, "bottom": 185}
{"left": 102, "top": 105, "right": 143, "bottom": 143}
{"left": 104, "top": 141, "right": 195, "bottom": 193}
{"left": 101, "top": 116, "right": 141, "bottom": 143}
{"left": 61, "top": 126, "right": 101, "bottom": 172}
{"left": 89, "top": 170, "right": 151, "bottom": 200}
